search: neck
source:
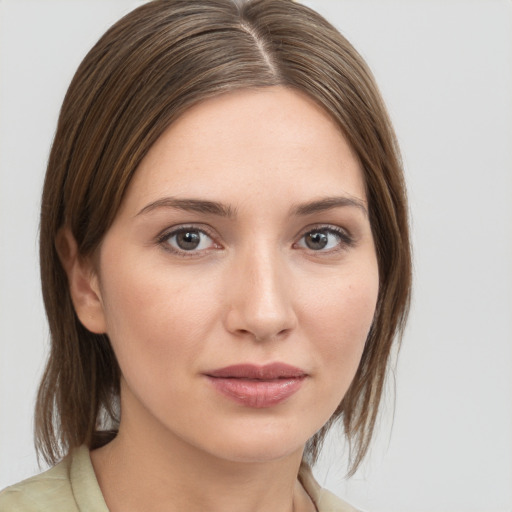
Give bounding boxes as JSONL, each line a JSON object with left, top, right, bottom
{"left": 90, "top": 403, "right": 315, "bottom": 512}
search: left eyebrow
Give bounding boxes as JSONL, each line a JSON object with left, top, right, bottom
{"left": 291, "top": 196, "right": 368, "bottom": 217}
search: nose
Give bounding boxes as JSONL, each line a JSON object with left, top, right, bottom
{"left": 224, "top": 245, "right": 297, "bottom": 342}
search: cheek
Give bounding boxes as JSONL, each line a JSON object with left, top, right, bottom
{"left": 99, "top": 260, "right": 218, "bottom": 380}
{"left": 301, "top": 265, "right": 379, "bottom": 387}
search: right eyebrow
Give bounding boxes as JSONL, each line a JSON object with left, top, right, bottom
{"left": 136, "top": 197, "right": 237, "bottom": 218}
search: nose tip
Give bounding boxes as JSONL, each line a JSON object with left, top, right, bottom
{"left": 226, "top": 305, "right": 294, "bottom": 342}
{"left": 224, "top": 254, "right": 297, "bottom": 342}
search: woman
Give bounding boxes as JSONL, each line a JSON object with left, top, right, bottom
{"left": 0, "top": 0, "right": 411, "bottom": 510}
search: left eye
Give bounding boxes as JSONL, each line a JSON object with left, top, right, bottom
{"left": 297, "top": 228, "right": 346, "bottom": 251}
{"left": 164, "top": 228, "right": 215, "bottom": 252}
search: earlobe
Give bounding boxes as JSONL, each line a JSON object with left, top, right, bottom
{"left": 55, "top": 227, "right": 107, "bottom": 334}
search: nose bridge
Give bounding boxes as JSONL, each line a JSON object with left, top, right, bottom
{"left": 225, "top": 240, "right": 296, "bottom": 341}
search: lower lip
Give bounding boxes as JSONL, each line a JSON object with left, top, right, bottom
{"left": 207, "top": 376, "right": 305, "bottom": 408}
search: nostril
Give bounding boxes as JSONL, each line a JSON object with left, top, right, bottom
{"left": 223, "top": 260, "right": 297, "bottom": 341}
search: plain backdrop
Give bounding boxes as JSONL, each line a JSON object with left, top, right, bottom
{"left": 1, "top": 1, "right": 511, "bottom": 511}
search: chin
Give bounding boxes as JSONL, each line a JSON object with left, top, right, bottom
{"left": 194, "top": 422, "right": 311, "bottom": 464}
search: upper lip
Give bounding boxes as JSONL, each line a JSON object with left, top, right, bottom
{"left": 206, "top": 363, "right": 307, "bottom": 380}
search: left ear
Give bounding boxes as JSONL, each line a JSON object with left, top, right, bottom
{"left": 55, "top": 227, "right": 107, "bottom": 334}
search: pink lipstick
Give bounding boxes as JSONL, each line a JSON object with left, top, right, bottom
{"left": 205, "top": 363, "right": 307, "bottom": 408}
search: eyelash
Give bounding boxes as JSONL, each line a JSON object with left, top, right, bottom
{"left": 156, "top": 224, "right": 354, "bottom": 257}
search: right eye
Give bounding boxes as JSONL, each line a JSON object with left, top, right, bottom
{"left": 159, "top": 227, "right": 217, "bottom": 255}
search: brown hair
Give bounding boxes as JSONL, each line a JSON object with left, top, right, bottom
{"left": 37, "top": 0, "right": 411, "bottom": 475}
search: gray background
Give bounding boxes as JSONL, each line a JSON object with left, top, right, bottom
{"left": 1, "top": 1, "right": 511, "bottom": 511}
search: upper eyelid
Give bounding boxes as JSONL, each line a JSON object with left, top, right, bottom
{"left": 157, "top": 224, "right": 216, "bottom": 240}
{"left": 294, "top": 223, "right": 353, "bottom": 241}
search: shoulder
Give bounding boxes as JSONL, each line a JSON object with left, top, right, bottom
{"left": 299, "top": 462, "right": 363, "bottom": 512}
{"left": 0, "top": 446, "right": 107, "bottom": 512}
{"left": 0, "top": 455, "right": 75, "bottom": 511}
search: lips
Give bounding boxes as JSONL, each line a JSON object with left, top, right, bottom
{"left": 205, "top": 363, "right": 307, "bottom": 408}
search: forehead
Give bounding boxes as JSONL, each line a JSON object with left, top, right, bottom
{"left": 122, "top": 86, "right": 366, "bottom": 215}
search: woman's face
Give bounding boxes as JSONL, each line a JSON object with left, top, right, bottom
{"left": 87, "top": 87, "right": 379, "bottom": 463}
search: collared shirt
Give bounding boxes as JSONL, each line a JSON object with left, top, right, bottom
{"left": 0, "top": 446, "right": 360, "bottom": 511}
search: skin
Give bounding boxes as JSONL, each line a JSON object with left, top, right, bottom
{"left": 61, "top": 87, "right": 379, "bottom": 512}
